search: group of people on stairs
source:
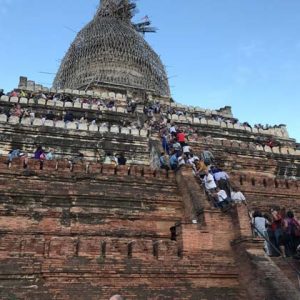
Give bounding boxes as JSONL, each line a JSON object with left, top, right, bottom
{"left": 158, "top": 124, "right": 300, "bottom": 261}
{"left": 252, "top": 208, "right": 300, "bottom": 259}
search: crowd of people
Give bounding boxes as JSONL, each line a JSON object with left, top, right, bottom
{"left": 0, "top": 103, "right": 151, "bottom": 133}
{"left": 254, "top": 123, "right": 287, "bottom": 131}
{"left": 0, "top": 89, "right": 291, "bottom": 150}
{"left": 2, "top": 89, "right": 119, "bottom": 110}
{"left": 3, "top": 115, "right": 300, "bottom": 263}
{"left": 5, "top": 145, "right": 127, "bottom": 171}
{"left": 158, "top": 123, "right": 247, "bottom": 210}
{"left": 142, "top": 101, "right": 288, "bottom": 151}
{"left": 0, "top": 102, "right": 287, "bottom": 154}
{"left": 142, "top": 100, "right": 286, "bottom": 133}
{"left": 6, "top": 146, "right": 56, "bottom": 169}
{"left": 156, "top": 122, "right": 300, "bottom": 262}
{"left": 1, "top": 88, "right": 287, "bottom": 133}
{"left": 252, "top": 208, "right": 300, "bottom": 259}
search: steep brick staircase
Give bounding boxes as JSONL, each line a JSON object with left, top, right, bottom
{"left": 1, "top": 94, "right": 300, "bottom": 299}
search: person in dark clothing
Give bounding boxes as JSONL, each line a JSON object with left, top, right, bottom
{"left": 34, "top": 146, "right": 45, "bottom": 160}
{"left": 46, "top": 111, "right": 55, "bottom": 120}
{"left": 117, "top": 153, "right": 127, "bottom": 165}
{"left": 3, "top": 106, "right": 11, "bottom": 118}
{"left": 64, "top": 112, "right": 74, "bottom": 123}
{"left": 0, "top": 89, "right": 4, "bottom": 97}
{"left": 68, "top": 152, "right": 84, "bottom": 171}
{"left": 283, "top": 211, "right": 300, "bottom": 256}
{"left": 159, "top": 152, "right": 170, "bottom": 171}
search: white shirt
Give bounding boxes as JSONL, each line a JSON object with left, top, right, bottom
{"left": 187, "top": 157, "right": 195, "bottom": 165}
{"left": 170, "top": 126, "right": 176, "bottom": 133}
{"left": 253, "top": 217, "right": 267, "bottom": 237}
{"left": 204, "top": 173, "right": 217, "bottom": 190}
{"left": 190, "top": 156, "right": 199, "bottom": 162}
{"left": 231, "top": 191, "right": 246, "bottom": 202}
{"left": 217, "top": 190, "right": 227, "bottom": 202}
{"left": 183, "top": 145, "right": 191, "bottom": 153}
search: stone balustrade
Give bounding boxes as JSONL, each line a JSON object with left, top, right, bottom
{"left": 0, "top": 95, "right": 290, "bottom": 139}
{"left": 17, "top": 80, "right": 127, "bottom": 101}
{"left": 0, "top": 95, "right": 127, "bottom": 112}
{"left": 0, "top": 114, "right": 149, "bottom": 137}
{"left": 189, "top": 136, "right": 300, "bottom": 157}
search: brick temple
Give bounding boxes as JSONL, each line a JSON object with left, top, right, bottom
{"left": 0, "top": 1, "right": 299, "bottom": 299}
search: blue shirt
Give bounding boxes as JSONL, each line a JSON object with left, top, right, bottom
{"left": 169, "top": 154, "right": 178, "bottom": 166}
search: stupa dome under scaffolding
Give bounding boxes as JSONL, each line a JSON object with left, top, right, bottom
{"left": 53, "top": 0, "right": 170, "bottom": 97}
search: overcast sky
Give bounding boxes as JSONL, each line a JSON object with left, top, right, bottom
{"left": 0, "top": 0, "right": 299, "bottom": 141}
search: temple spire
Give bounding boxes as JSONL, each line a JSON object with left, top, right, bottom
{"left": 97, "top": 0, "right": 134, "bottom": 22}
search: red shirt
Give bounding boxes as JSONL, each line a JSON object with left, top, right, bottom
{"left": 177, "top": 132, "right": 185, "bottom": 142}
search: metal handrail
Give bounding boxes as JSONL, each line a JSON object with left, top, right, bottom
{"left": 245, "top": 204, "right": 300, "bottom": 289}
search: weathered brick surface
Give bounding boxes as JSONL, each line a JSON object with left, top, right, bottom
{"left": 0, "top": 162, "right": 250, "bottom": 299}
{"left": 0, "top": 116, "right": 299, "bottom": 298}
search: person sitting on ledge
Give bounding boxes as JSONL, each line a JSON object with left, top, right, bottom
{"left": 64, "top": 111, "right": 74, "bottom": 123}
{"left": 0, "top": 89, "right": 4, "bottom": 97}
{"left": 20, "top": 90, "right": 27, "bottom": 98}
{"left": 68, "top": 152, "right": 84, "bottom": 171}
{"left": 10, "top": 90, "right": 18, "bottom": 97}
{"left": 103, "top": 153, "right": 112, "bottom": 164}
{"left": 117, "top": 153, "right": 126, "bottom": 166}
{"left": 107, "top": 100, "right": 115, "bottom": 110}
{"left": 10, "top": 104, "right": 23, "bottom": 118}
{"left": 6, "top": 149, "right": 25, "bottom": 165}
{"left": 103, "top": 153, "right": 117, "bottom": 165}
{"left": 46, "top": 110, "right": 55, "bottom": 121}
{"left": 34, "top": 145, "right": 45, "bottom": 160}
{"left": 159, "top": 152, "right": 170, "bottom": 171}
{"left": 45, "top": 148, "right": 55, "bottom": 161}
